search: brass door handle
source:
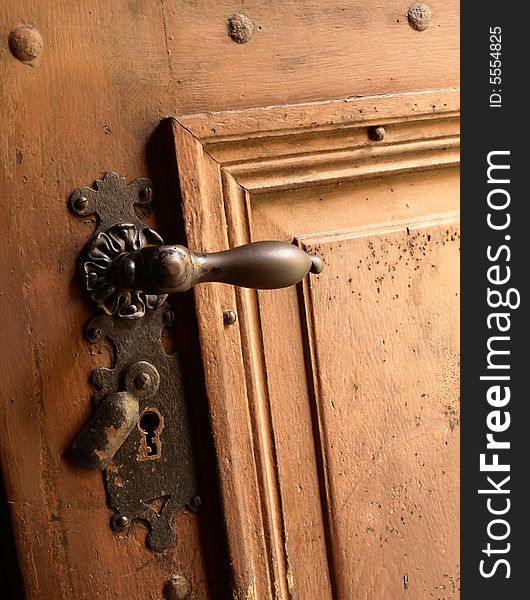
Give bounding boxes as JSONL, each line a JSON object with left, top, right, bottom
{"left": 112, "top": 241, "right": 323, "bottom": 295}
{"left": 73, "top": 173, "right": 323, "bottom": 318}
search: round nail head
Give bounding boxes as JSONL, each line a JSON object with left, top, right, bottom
{"left": 124, "top": 361, "right": 160, "bottom": 399}
{"left": 139, "top": 186, "right": 153, "bottom": 202}
{"left": 9, "top": 25, "right": 43, "bottom": 63}
{"left": 227, "top": 13, "right": 255, "bottom": 43}
{"left": 86, "top": 326, "right": 103, "bottom": 343}
{"left": 134, "top": 372, "right": 151, "bottom": 390}
{"left": 111, "top": 514, "right": 130, "bottom": 531}
{"left": 407, "top": 3, "right": 432, "bottom": 31}
{"left": 310, "top": 255, "right": 324, "bottom": 275}
{"left": 75, "top": 196, "right": 89, "bottom": 210}
{"left": 163, "top": 574, "right": 192, "bottom": 600}
{"left": 369, "top": 126, "right": 386, "bottom": 142}
{"left": 223, "top": 309, "right": 237, "bottom": 325}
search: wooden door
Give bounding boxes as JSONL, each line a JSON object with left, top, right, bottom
{"left": 172, "top": 92, "right": 460, "bottom": 598}
{"left": 1, "top": 2, "right": 459, "bottom": 599}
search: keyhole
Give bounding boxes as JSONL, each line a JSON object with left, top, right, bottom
{"left": 139, "top": 411, "right": 161, "bottom": 457}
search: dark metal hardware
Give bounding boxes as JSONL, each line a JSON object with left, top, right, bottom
{"left": 75, "top": 305, "right": 197, "bottom": 551}
{"left": 68, "top": 172, "right": 322, "bottom": 551}
{"left": 71, "top": 173, "right": 321, "bottom": 318}
{"left": 112, "top": 241, "right": 323, "bottom": 295}
{"left": 69, "top": 173, "right": 198, "bottom": 551}
{"left": 72, "top": 389, "right": 140, "bottom": 470}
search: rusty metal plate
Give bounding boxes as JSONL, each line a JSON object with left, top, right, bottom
{"left": 86, "top": 306, "right": 197, "bottom": 551}
{"left": 70, "top": 173, "right": 197, "bottom": 551}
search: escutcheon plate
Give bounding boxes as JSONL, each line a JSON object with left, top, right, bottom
{"left": 70, "top": 173, "right": 198, "bottom": 550}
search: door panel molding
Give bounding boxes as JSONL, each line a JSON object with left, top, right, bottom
{"left": 171, "top": 89, "right": 460, "bottom": 599}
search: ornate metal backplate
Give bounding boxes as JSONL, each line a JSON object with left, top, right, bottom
{"left": 70, "top": 172, "right": 168, "bottom": 318}
{"left": 70, "top": 173, "right": 197, "bottom": 551}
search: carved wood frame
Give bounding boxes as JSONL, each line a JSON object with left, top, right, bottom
{"left": 170, "top": 89, "right": 459, "bottom": 599}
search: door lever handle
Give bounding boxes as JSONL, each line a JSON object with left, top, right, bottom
{"left": 72, "top": 173, "right": 323, "bottom": 319}
{"left": 112, "top": 241, "right": 323, "bottom": 295}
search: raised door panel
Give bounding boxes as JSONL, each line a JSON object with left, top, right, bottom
{"left": 172, "top": 90, "right": 460, "bottom": 599}
{"left": 298, "top": 224, "right": 459, "bottom": 597}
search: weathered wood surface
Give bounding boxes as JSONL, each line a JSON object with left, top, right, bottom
{"left": 173, "top": 90, "right": 460, "bottom": 598}
{"left": 1, "top": 1, "right": 459, "bottom": 598}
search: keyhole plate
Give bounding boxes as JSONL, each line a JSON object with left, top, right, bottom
{"left": 84, "top": 305, "right": 198, "bottom": 551}
{"left": 138, "top": 408, "right": 164, "bottom": 460}
{"left": 71, "top": 174, "right": 198, "bottom": 552}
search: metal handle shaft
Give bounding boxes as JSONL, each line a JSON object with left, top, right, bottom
{"left": 113, "top": 241, "right": 323, "bottom": 294}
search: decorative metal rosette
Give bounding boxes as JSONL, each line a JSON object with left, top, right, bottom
{"left": 81, "top": 223, "right": 167, "bottom": 319}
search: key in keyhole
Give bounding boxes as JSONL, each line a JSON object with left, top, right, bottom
{"left": 139, "top": 410, "right": 161, "bottom": 457}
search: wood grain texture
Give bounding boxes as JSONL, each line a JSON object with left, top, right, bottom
{"left": 1, "top": 1, "right": 459, "bottom": 597}
{"left": 0, "top": 2, "right": 237, "bottom": 598}
{"left": 172, "top": 91, "right": 460, "bottom": 598}
{"left": 300, "top": 221, "right": 459, "bottom": 598}
{"left": 180, "top": 90, "right": 459, "bottom": 194}
{"left": 162, "top": 0, "right": 459, "bottom": 111}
